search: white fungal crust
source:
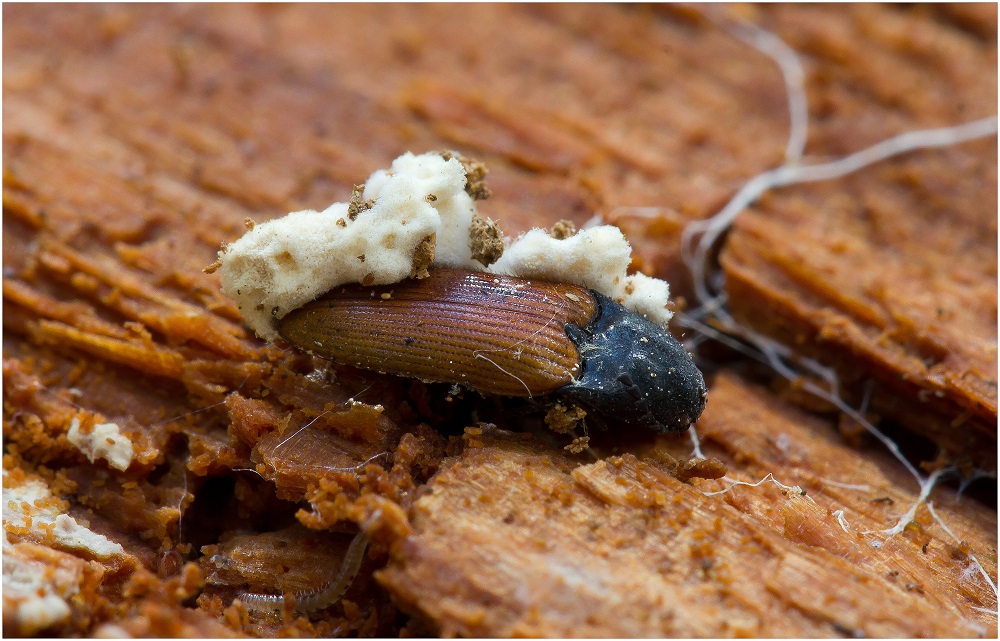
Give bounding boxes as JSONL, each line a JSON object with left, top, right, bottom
{"left": 66, "top": 418, "right": 134, "bottom": 472}
{"left": 2, "top": 471, "right": 128, "bottom": 560}
{"left": 218, "top": 153, "right": 481, "bottom": 340}
{"left": 217, "top": 151, "right": 675, "bottom": 339}
{"left": 490, "top": 226, "right": 673, "bottom": 327}
{"left": 3, "top": 470, "right": 131, "bottom": 634}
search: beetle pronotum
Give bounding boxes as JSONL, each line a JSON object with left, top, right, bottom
{"left": 278, "top": 268, "right": 707, "bottom": 433}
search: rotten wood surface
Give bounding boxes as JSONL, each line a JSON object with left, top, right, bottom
{"left": 381, "top": 376, "right": 996, "bottom": 637}
{"left": 3, "top": 4, "right": 996, "bottom": 638}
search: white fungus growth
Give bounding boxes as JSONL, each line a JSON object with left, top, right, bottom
{"left": 218, "top": 151, "right": 674, "bottom": 340}
{"left": 66, "top": 417, "right": 134, "bottom": 472}
{"left": 3, "top": 470, "right": 129, "bottom": 634}
{"left": 2, "top": 471, "right": 128, "bottom": 560}
{"left": 3, "top": 555, "right": 74, "bottom": 635}
{"left": 490, "top": 226, "right": 673, "bottom": 325}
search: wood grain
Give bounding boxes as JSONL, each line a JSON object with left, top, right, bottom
{"left": 2, "top": 4, "right": 996, "bottom": 637}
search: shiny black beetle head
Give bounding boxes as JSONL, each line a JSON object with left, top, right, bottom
{"left": 558, "top": 292, "right": 707, "bottom": 434}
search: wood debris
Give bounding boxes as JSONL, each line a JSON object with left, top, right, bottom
{"left": 2, "top": 4, "right": 995, "bottom": 637}
{"left": 379, "top": 383, "right": 996, "bottom": 637}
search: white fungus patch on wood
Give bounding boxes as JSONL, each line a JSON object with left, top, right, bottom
{"left": 3, "top": 469, "right": 130, "bottom": 634}
{"left": 3, "top": 471, "right": 128, "bottom": 559}
{"left": 66, "top": 417, "right": 134, "bottom": 472}
{"left": 2, "top": 551, "right": 77, "bottom": 635}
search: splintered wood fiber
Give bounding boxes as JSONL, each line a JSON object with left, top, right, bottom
{"left": 3, "top": 4, "right": 996, "bottom": 638}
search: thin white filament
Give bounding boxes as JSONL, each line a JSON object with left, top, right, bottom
{"left": 704, "top": 472, "right": 815, "bottom": 504}
{"left": 926, "top": 502, "right": 998, "bottom": 601}
{"left": 699, "top": 6, "right": 809, "bottom": 162}
{"left": 866, "top": 466, "right": 951, "bottom": 537}
{"left": 683, "top": 116, "right": 999, "bottom": 308}
{"left": 820, "top": 479, "right": 872, "bottom": 492}
{"left": 832, "top": 509, "right": 851, "bottom": 532}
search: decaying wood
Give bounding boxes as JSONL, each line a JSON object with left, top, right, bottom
{"left": 3, "top": 4, "right": 996, "bottom": 637}
{"left": 379, "top": 383, "right": 997, "bottom": 636}
{"left": 722, "top": 141, "right": 997, "bottom": 472}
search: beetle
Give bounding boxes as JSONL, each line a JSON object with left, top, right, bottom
{"left": 277, "top": 268, "right": 707, "bottom": 433}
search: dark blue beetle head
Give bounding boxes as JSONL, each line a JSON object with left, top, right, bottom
{"left": 558, "top": 292, "right": 707, "bottom": 434}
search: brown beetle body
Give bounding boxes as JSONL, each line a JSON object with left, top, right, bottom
{"left": 278, "top": 269, "right": 596, "bottom": 397}
{"left": 278, "top": 268, "right": 707, "bottom": 433}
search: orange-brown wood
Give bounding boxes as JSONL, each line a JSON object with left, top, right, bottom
{"left": 3, "top": 5, "right": 995, "bottom": 637}
{"left": 278, "top": 269, "right": 597, "bottom": 398}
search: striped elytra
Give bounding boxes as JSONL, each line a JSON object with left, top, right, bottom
{"left": 277, "top": 268, "right": 596, "bottom": 397}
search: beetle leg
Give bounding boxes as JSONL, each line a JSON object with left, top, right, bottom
{"left": 617, "top": 373, "right": 659, "bottom": 429}
{"left": 564, "top": 322, "right": 592, "bottom": 343}
{"left": 617, "top": 373, "right": 642, "bottom": 399}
